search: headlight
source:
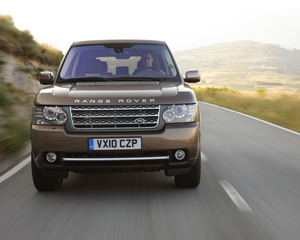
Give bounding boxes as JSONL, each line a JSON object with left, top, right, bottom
{"left": 163, "top": 104, "right": 197, "bottom": 123}
{"left": 32, "top": 106, "right": 68, "bottom": 125}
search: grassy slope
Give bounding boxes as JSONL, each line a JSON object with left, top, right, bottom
{"left": 193, "top": 86, "right": 300, "bottom": 133}
{"left": 0, "top": 15, "right": 63, "bottom": 66}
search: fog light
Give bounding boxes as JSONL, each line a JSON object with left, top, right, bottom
{"left": 175, "top": 150, "right": 185, "bottom": 161}
{"left": 46, "top": 152, "right": 57, "bottom": 163}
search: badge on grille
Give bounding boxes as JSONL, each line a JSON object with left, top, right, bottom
{"left": 135, "top": 118, "right": 145, "bottom": 124}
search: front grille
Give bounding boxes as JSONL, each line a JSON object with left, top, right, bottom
{"left": 70, "top": 105, "right": 160, "bottom": 129}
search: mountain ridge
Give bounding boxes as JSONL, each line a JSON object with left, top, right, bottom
{"left": 174, "top": 41, "right": 300, "bottom": 93}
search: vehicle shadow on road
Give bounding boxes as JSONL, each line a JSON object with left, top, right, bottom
{"left": 62, "top": 171, "right": 182, "bottom": 194}
{"left": 33, "top": 171, "right": 202, "bottom": 205}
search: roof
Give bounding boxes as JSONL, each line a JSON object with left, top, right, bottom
{"left": 72, "top": 39, "right": 166, "bottom": 47}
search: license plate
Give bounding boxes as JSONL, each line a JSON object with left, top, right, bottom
{"left": 89, "top": 138, "right": 141, "bottom": 150}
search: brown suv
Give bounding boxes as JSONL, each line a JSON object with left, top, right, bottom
{"left": 31, "top": 40, "right": 201, "bottom": 191}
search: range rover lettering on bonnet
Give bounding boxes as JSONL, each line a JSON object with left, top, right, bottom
{"left": 74, "top": 99, "right": 156, "bottom": 104}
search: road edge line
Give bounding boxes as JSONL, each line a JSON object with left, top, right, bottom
{"left": 0, "top": 156, "right": 30, "bottom": 184}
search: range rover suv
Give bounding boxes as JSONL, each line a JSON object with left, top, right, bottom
{"left": 31, "top": 40, "right": 201, "bottom": 191}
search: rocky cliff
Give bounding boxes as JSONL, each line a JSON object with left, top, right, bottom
{"left": 0, "top": 50, "right": 59, "bottom": 158}
{"left": 0, "top": 50, "right": 57, "bottom": 94}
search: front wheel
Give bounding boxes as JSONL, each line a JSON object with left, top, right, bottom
{"left": 31, "top": 155, "right": 63, "bottom": 191}
{"left": 174, "top": 152, "right": 201, "bottom": 188}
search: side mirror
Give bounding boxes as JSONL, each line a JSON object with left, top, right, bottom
{"left": 40, "top": 71, "right": 54, "bottom": 85}
{"left": 184, "top": 70, "right": 201, "bottom": 83}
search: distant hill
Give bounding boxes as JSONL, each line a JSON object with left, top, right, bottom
{"left": 174, "top": 41, "right": 300, "bottom": 93}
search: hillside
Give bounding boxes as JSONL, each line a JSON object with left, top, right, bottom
{"left": 174, "top": 41, "right": 300, "bottom": 93}
{"left": 0, "top": 15, "right": 63, "bottom": 66}
{"left": 0, "top": 15, "right": 63, "bottom": 159}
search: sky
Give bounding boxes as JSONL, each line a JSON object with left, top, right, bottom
{"left": 2, "top": 0, "right": 300, "bottom": 53}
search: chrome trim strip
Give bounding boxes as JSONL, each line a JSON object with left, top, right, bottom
{"left": 62, "top": 156, "right": 170, "bottom": 161}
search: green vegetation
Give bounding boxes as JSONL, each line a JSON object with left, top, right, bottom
{"left": 193, "top": 86, "right": 300, "bottom": 133}
{"left": 0, "top": 80, "right": 33, "bottom": 159}
{"left": 0, "top": 119, "right": 30, "bottom": 156}
{"left": 0, "top": 15, "right": 63, "bottom": 160}
{"left": 0, "top": 79, "right": 14, "bottom": 107}
{"left": 0, "top": 14, "right": 63, "bottom": 66}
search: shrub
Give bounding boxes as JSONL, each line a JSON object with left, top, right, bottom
{"left": 0, "top": 80, "right": 15, "bottom": 107}
{"left": 0, "top": 119, "right": 30, "bottom": 156}
{"left": 0, "top": 14, "right": 63, "bottom": 66}
{"left": 0, "top": 79, "right": 33, "bottom": 158}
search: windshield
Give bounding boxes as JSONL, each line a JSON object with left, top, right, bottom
{"left": 58, "top": 44, "right": 179, "bottom": 83}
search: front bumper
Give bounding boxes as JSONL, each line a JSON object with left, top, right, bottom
{"left": 31, "top": 122, "right": 200, "bottom": 178}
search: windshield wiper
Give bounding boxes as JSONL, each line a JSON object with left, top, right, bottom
{"left": 59, "top": 76, "right": 168, "bottom": 84}
{"left": 108, "top": 77, "right": 163, "bottom": 81}
{"left": 59, "top": 77, "right": 112, "bottom": 83}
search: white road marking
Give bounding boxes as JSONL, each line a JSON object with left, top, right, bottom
{"left": 201, "top": 152, "right": 208, "bottom": 162}
{"left": 219, "top": 180, "right": 253, "bottom": 213}
{"left": 199, "top": 101, "right": 300, "bottom": 136}
{"left": 0, "top": 157, "right": 30, "bottom": 184}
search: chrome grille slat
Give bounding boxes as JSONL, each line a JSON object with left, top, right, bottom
{"left": 70, "top": 105, "right": 160, "bottom": 129}
{"left": 62, "top": 156, "right": 170, "bottom": 161}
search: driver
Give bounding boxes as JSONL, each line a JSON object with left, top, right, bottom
{"left": 133, "top": 52, "right": 166, "bottom": 75}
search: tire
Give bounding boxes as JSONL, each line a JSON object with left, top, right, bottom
{"left": 175, "top": 152, "right": 201, "bottom": 188}
{"left": 31, "top": 155, "right": 63, "bottom": 191}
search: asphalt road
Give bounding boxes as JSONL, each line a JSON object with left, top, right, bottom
{"left": 1, "top": 102, "right": 300, "bottom": 240}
